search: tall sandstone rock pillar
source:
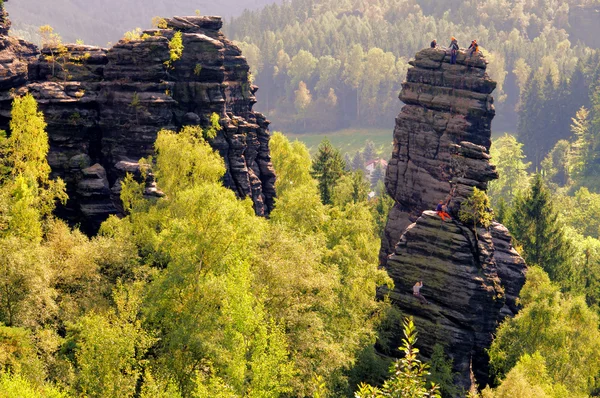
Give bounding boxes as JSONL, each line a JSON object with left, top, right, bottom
{"left": 380, "top": 48, "right": 527, "bottom": 390}
{"left": 0, "top": 9, "right": 276, "bottom": 233}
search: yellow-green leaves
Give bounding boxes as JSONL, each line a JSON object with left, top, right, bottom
{"left": 165, "top": 31, "right": 184, "bottom": 69}
{"left": 489, "top": 267, "right": 600, "bottom": 395}
{"left": 153, "top": 125, "right": 225, "bottom": 195}
{"left": 0, "top": 94, "right": 66, "bottom": 242}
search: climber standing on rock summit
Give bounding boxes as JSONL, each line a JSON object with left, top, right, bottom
{"left": 449, "top": 36, "right": 459, "bottom": 64}
{"left": 430, "top": 39, "right": 437, "bottom": 48}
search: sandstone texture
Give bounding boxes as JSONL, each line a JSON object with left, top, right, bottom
{"left": 0, "top": 2, "right": 275, "bottom": 232}
{"left": 380, "top": 48, "right": 527, "bottom": 390}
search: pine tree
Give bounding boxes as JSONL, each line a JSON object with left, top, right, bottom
{"left": 311, "top": 139, "right": 346, "bottom": 205}
{"left": 363, "top": 140, "right": 376, "bottom": 162}
{"left": 370, "top": 163, "right": 385, "bottom": 188}
{"left": 509, "top": 174, "right": 572, "bottom": 282}
{"left": 352, "top": 150, "right": 365, "bottom": 172}
{"left": 518, "top": 74, "right": 545, "bottom": 168}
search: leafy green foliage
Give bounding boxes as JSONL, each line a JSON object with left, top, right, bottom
{"left": 0, "top": 94, "right": 67, "bottom": 241}
{"left": 370, "top": 180, "right": 394, "bottom": 238}
{"left": 68, "top": 284, "right": 154, "bottom": 398}
{"left": 332, "top": 170, "right": 370, "bottom": 207}
{"left": 459, "top": 188, "right": 493, "bottom": 232}
{"left": 0, "top": 373, "right": 67, "bottom": 398}
{"left": 165, "top": 31, "right": 184, "bottom": 68}
{"left": 489, "top": 134, "right": 530, "bottom": 207}
{"left": 0, "top": 325, "right": 45, "bottom": 383}
{"left": 482, "top": 352, "right": 572, "bottom": 398}
{"left": 488, "top": 267, "right": 600, "bottom": 396}
{"left": 269, "top": 132, "right": 315, "bottom": 197}
{"left": 427, "top": 344, "right": 461, "bottom": 397}
{"left": 355, "top": 317, "right": 440, "bottom": 398}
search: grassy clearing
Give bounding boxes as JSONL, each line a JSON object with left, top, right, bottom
{"left": 281, "top": 128, "right": 393, "bottom": 158}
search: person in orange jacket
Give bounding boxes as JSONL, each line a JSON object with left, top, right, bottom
{"left": 468, "top": 39, "right": 479, "bottom": 57}
{"left": 436, "top": 200, "right": 451, "bottom": 221}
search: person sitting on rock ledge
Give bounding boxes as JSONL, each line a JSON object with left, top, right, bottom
{"left": 430, "top": 39, "right": 437, "bottom": 48}
{"left": 413, "top": 281, "right": 429, "bottom": 304}
{"left": 449, "top": 37, "right": 459, "bottom": 64}
{"left": 468, "top": 39, "right": 479, "bottom": 57}
{"left": 436, "top": 200, "right": 451, "bottom": 221}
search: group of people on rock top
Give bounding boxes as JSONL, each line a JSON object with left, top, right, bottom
{"left": 429, "top": 37, "right": 479, "bottom": 64}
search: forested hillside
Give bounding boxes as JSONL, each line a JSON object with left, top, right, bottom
{"left": 227, "top": 0, "right": 600, "bottom": 134}
{"left": 6, "top": 0, "right": 282, "bottom": 45}
{"left": 3, "top": 1, "right": 600, "bottom": 397}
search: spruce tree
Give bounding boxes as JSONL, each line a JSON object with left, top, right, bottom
{"left": 363, "top": 140, "right": 376, "bottom": 162}
{"left": 311, "top": 139, "right": 346, "bottom": 205}
{"left": 518, "top": 75, "right": 544, "bottom": 168}
{"left": 352, "top": 150, "right": 365, "bottom": 172}
{"left": 370, "top": 163, "right": 385, "bottom": 188}
{"left": 509, "top": 174, "right": 571, "bottom": 282}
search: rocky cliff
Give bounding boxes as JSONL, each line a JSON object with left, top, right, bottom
{"left": 0, "top": 1, "right": 276, "bottom": 232}
{"left": 380, "top": 48, "right": 527, "bottom": 390}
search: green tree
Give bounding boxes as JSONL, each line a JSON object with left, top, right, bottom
{"left": 269, "top": 131, "right": 314, "bottom": 197}
{"left": 509, "top": 174, "right": 572, "bottom": 282}
{"left": 355, "top": 317, "right": 440, "bottom": 398}
{"left": 331, "top": 170, "right": 370, "bottom": 207}
{"left": 352, "top": 151, "right": 365, "bottom": 172}
{"left": 541, "top": 140, "right": 570, "bottom": 187}
{"left": 488, "top": 267, "right": 600, "bottom": 395}
{"left": 165, "top": 31, "right": 183, "bottom": 68}
{"left": 569, "top": 106, "right": 592, "bottom": 181}
{"left": 294, "top": 81, "right": 312, "bottom": 130}
{"left": 482, "top": 352, "right": 572, "bottom": 398}
{"left": 0, "top": 325, "right": 46, "bottom": 384}
{"left": 427, "top": 344, "right": 460, "bottom": 398}
{"left": 370, "top": 180, "right": 394, "bottom": 238}
{"left": 68, "top": 283, "right": 154, "bottom": 398}
{"left": 0, "top": 94, "right": 66, "bottom": 242}
{"left": 363, "top": 140, "right": 376, "bottom": 162}
{"left": 287, "top": 50, "right": 317, "bottom": 91}
{"left": 370, "top": 163, "right": 385, "bottom": 188}
{"left": 0, "top": 372, "right": 67, "bottom": 398}
{"left": 459, "top": 188, "right": 493, "bottom": 239}
{"left": 342, "top": 44, "right": 365, "bottom": 121}
{"left": 311, "top": 139, "right": 346, "bottom": 205}
{"left": 38, "top": 25, "right": 68, "bottom": 79}
{"left": 488, "top": 134, "right": 530, "bottom": 207}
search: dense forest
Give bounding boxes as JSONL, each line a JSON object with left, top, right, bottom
{"left": 2, "top": 89, "right": 600, "bottom": 398}
{"left": 226, "top": 0, "right": 600, "bottom": 134}
{"left": 2, "top": 0, "right": 600, "bottom": 397}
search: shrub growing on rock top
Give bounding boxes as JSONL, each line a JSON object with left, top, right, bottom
{"left": 459, "top": 188, "right": 493, "bottom": 233}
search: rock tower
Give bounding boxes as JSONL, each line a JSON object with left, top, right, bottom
{"left": 0, "top": 3, "right": 276, "bottom": 232}
{"left": 380, "top": 47, "right": 527, "bottom": 390}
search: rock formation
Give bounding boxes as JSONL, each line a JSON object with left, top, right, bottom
{"left": 0, "top": 1, "right": 276, "bottom": 232}
{"left": 380, "top": 48, "right": 527, "bottom": 390}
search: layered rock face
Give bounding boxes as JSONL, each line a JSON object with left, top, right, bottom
{"left": 380, "top": 48, "right": 527, "bottom": 390}
{"left": 0, "top": 3, "right": 276, "bottom": 232}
